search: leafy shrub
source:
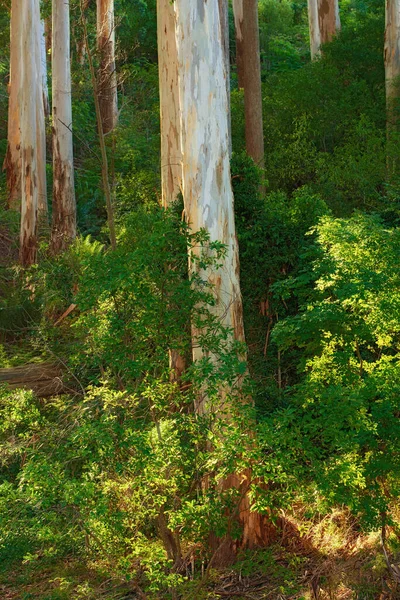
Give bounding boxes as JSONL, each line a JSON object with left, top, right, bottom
{"left": 0, "top": 208, "right": 256, "bottom": 595}
{"left": 259, "top": 214, "right": 400, "bottom": 527}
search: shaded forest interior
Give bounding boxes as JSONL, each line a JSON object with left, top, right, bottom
{"left": 1, "top": 0, "right": 400, "bottom": 599}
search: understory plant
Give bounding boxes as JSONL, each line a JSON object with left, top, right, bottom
{"left": 257, "top": 213, "right": 400, "bottom": 528}
{"left": 0, "top": 207, "right": 257, "bottom": 596}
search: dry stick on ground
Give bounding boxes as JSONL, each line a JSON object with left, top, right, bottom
{"left": 80, "top": 0, "right": 117, "bottom": 250}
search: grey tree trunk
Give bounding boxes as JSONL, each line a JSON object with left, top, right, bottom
{"left": 174, "top": 0, "right": 271, "bottom": 561}
{"left": 36, "top": 9, "right": 48, "bottom": 218}
{"left": 174, "top": 0, "right": 245, "bottom": 385}
{"left": 51, "top": 0, "right": 77, "bottom": 253}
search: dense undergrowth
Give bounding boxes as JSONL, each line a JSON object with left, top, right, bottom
{"left": 1, "top": 0, "right": 400, "bottom": 598}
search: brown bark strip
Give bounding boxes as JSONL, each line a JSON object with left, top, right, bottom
{"left": 233, "top": 0, "right": 265, "bottom": 169}
{"left": 4, "top": 0, "right": 22, "bottom": 211}
{"left": 157, "top": 0, "right": 182, "bottom": 207}
{"left": 97, "top": 0, "right": 118, "bottom": 134}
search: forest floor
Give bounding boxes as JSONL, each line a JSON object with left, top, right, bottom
{"left": 1, "top": 508, "right": 399, "bottom": 600}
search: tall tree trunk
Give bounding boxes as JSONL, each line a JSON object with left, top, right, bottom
{"left": 385, "top": 0, "right": 400, "bottom": 119}
{"left": 174, "top": 0, "right": 270, "bottom": 562}
{"left": 20, "top": 0, "right": 38, "bottom": 266}
{"left": 308, "top": 0, "right": 340, "bottom": 60}
{"left": 175, "top": 0, "right": 244, "bottom": 386}
{"left": 75, "top": 0, "right": 91, "bottom": 65}
{"left": 36, "top": 10, "right": 48, "bottom": 218}
{"left": 51, "top": 0, "right": 77, "bottom": 254}
{"left": 219, "top": 0, "right": 232, "bottom": 156}
{"left": 40, "top": 19, "right": 50, "bottom": 118}
{"left": 157, "top": 0, "right": 182, "bottom": 208}
{"left": 157, "top": 0, "right": 186, "bottom": 384}
{"left": 97, "top": 0, "right": 118, "bottom": 134}
{"left": 384, "top": 0, "right": 400, "bottom": 176}
{"left": 4, "top": 0, "right": 21, "bottom": 211}
{"left": 81, "top": 1, "right": 117, "bottom": 250}
{"left": 233, "top": 0, "right": 264, "bottom": 169}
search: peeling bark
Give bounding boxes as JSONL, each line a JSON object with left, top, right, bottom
{"left": 157, "top": 0, "right": 182, "bottom": 207}
{"left": 36, "top": 8, "right": 48, "bottom": 218}
{"left": 232, "top": 0, "right": 264, "bottom": 168}
{"left": 51, "top": 0, "right": 77, "bottom": 254}
{"left": 308, "top": 0, "right": 340, "bottom": 59}
{"left": 20, "top": 1, "right": 38, "bottom": 266}
{"left": 4, "top": 0, "right": 22, "bottom": 211}
{"left": 175, "top": 0, "right": 244, "bottom": 388}
{"left": 174, "top": 0, "right": 269, "bottom": 561}
{"left": 97, "top": 0, "right": 118, "bottom": 134}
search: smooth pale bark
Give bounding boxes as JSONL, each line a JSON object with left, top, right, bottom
{"left": 97, "top": 0, "right": 118, "bottom": 134}
{"left": 20, "top": 0, "right": 38, "bottom": 266}
{"left": 233, "top": 0, "right": 264, "bottom": 168}
{"left": 308, "top": 0, "right": 340, "bottom": 59}
{"left": 174, "top": 0, "right": 270, "bottom": 561}
{"left": 40, "top": 19, "right": 50, "bottom": 117}
{"left": 4, "top": 0, "right": 21, "bottom": 211}
{"left": 175, "top": 0, "right": 244, "bottom": 382}
{"left": 51, "top": 0, "right": 77, "bottom": 253}
{"left": 36, "top": 10, "right": 48, "bottom": 217}
{"left": 157, "top": 0, "right": 182, "bottom": 208}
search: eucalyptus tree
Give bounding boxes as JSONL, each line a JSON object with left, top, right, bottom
{"left": 174, "top": 0, "right": 268, "bottom": 555}
{"left": 384, "top": 0, "right": 400, "bottom": 120}
{"left": 308, "top": 0, "right": 341, "bottom": 59}
{"left": 4, "top": 0, "right": 21, "bottom": 211}
{"left": 20, "top": 0, "right": 39, "bottom": 265}
{"left": 51, "top": 0, "right": 77, "bottom": 253}
{"left": 232, "top": 0, "right": 264, "bottom": 168}
{"left": 157, "top": 0, "right": 182, "bottom": 208}
{"left": 97, "top": 0, "right": 118, "bottom": 133}
{"left": 36, "top": 8, "right": 48, "bottom": 217}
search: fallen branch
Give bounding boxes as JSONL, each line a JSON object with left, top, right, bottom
{"left": 0, "top": 362, "right": 68, "bottom": 397}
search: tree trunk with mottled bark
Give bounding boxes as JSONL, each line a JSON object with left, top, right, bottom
{"left": 308, "top": 0, "right": 341, "bottom": 60}
{"left": 97, "top": 0, "right": 118, "bottom": 134}
{"left": 51, "top": 0, "right": 77, "bottom": 254}
{"left": 36, "top": 11, "right": 48, "bottom": 217}
{"left": 20, "top": 0, "right": 38, "bottom": 266}
{"left": 4, "top": 0, "right": 22, "bottom": 211}
{"left": 174, "top": 0, "right": 270, "bottom": 562}
{"left": 157, "top": 0, "right": 182, "bottom": 208}
{"left": 233, "top": 0, "right": 264, "bottom": 169}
